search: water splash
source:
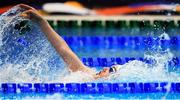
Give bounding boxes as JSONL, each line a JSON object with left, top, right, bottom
{"left": 0, "top": 6, "right": 179, "bottom": 84}
{"left": 0, "top": 6, "right": 66, "bottom": 82}
{"left": 106, "top": 32, "right": 179, "bottom": 82}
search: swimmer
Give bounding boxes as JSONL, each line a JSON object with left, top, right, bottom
{"left": 17, "top": 4, "right": 120, "bottom": 80}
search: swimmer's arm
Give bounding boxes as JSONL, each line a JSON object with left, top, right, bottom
{"left": 39, "top": 20, "right": 87, "bottom": 72}
{"left": 19, "top": 4, "right": 91, "bottom": 72}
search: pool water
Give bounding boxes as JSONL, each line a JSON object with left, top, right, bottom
{"left": 0, "top": 6, "right": 179, "bottom": 99}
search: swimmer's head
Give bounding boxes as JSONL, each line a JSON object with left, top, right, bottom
{"left": 96, "top": 65, "right": 119, "bottom": 78}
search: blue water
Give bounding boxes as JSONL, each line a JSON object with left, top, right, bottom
{"left": 1, "top": 93, "right": 180, "bottom": 99}
{"left": 0, "top": 6, "right": 179, "bottom": 99}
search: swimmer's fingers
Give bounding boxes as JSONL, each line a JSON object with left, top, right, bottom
{"left": 17, "top": 4, "right": 36, "bottom": 11}
{"left": 19, "top": 10, "right": 32, "bottom": 19}
{"left": 20, "top": 10, "right": 44, "bottom": 23}
{"left": 19, "top": 13, "right": 29, "bottom": 18}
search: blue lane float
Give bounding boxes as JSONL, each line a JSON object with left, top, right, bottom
{"left": 81, "top": 57, "right": 180, "bottom": 67}
{"left": 16, "top": 36, "right": 180, "bottom": 48}
{"left": 63, "top": 36, "right": 180, "bottom": 47}
{"left": 0, "top": 82, "right": 179, "bottom": 94}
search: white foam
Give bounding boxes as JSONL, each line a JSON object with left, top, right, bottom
{"left": 107, "top": 60, "right": 180, "bottom": 82}
{"left": 0, "top": 6, "right": 179, "bottom": 84}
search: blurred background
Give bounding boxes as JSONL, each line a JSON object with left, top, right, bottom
{"left": 0, "top": 0, "right": 180, "bottom": 15}
{"left": 0, "top": 0, "right": 180, "bottom": 63}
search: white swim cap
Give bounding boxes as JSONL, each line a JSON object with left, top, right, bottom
{"left": 109, "top": 65, "right": 120, "bottom": 73}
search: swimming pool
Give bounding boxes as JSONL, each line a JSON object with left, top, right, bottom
{"left": 0, "top": 6, "right": 180, "bottom": 99}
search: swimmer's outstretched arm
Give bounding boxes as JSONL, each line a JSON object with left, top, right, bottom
{"left": 18, "top": 4, "right": 93, "bottom": 73}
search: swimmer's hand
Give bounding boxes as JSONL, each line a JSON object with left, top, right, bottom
{"left": 18, "top": 4, "right": 46, "bottom": 24}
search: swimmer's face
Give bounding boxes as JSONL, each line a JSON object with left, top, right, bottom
{"left": 96, "top": 67, "right": 110, "bottom": 78}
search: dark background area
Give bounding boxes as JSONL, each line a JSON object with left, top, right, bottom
{"left": 0, "top": 0, "right": 180, "bottom": 8}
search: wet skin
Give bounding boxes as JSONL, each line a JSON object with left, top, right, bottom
{"left": 96, "top": 67, "right": 110, "bottom": 78}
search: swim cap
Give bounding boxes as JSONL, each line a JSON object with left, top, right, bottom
{"left": 109, "top": 65, "right": 120, "bottom": 73}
